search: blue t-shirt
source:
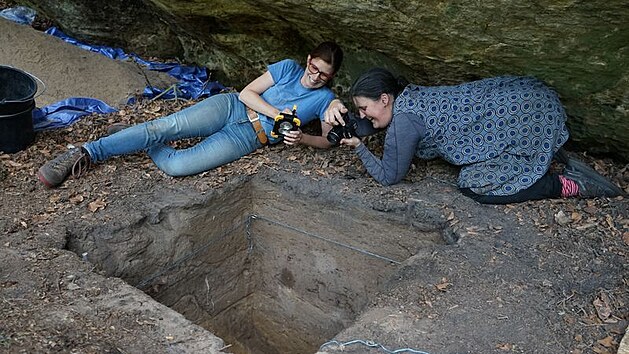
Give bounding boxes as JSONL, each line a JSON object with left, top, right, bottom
{"left": 259, "top": 59, "right": 335, "bottom": 143}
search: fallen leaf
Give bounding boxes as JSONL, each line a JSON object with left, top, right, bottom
{"left": 554, "top": 210, "right": 571, "bottom": 225}
{"left": 436, "top": 278, "right": 451, "bottom": 292}
{"left": 592, "top": 346, "right": 611, "bottom": 354}
{"left": 593, "top": 293, "right": 612, "bottom": 321}
{"left": 496, "top": 343, "right": 513, "bottom": 351}
{"left": 583, "top": 206, "right": 598, "bottom": 214}
{"left": 571, "top": 212, "right": 583, "bottom": 222}
{"left": 605, "top": 214, "right": 614, "bottom": 229}
{"left": 576, "top": 223, "right": 597, "bottom": 231}
{"left": 70, "top": 195, "right": 85, "bottom": 204}
{"left": 87, "top": 199, "right": 107, "bottom": 213}
{"left": 597, "top": 336, "right": 614, "bottom": 348}
{"left": 4, "top": 160, "right": 23, "bottom": 168}
{"left": 67, "top": 283, "right": 81, "bottom": 291}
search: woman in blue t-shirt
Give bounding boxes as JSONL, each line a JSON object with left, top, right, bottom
{"left": 325, "top": 68, "right": 623, "bottom": 204}
{"left": 38, "top": 42, "right": 344, "bottom": 188}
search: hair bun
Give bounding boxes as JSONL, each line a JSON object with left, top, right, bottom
{"left": 396, "top": 76, "right": 409, "bottom": 90}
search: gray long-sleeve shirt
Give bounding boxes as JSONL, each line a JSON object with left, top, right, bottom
{"left": 355, "top": 113, "right": 426, "bottom": 186}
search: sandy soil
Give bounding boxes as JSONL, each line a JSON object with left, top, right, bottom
{"left": 0, "top": 18, "right": 176, "bottom": 108}
{"left": 0, "top": 12, "right": 628, "bottom": 354}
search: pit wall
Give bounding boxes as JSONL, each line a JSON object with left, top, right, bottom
{"left": 68, "top": 179, "right": 444, "bottom": 353}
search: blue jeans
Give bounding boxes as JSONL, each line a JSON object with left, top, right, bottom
{"left": 83, "top": 93, "right": 262, "bottom": 176}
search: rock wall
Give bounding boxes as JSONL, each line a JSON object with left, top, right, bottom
{"left": 20, "top": 0, "right": 629, "bottom": 160}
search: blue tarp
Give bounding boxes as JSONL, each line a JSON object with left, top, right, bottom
{"left": 32, "top": 98, "right": 118, "bottom": 131}
{"left": 2, "top": 6, "right": 226, "bottom": 131}
{"left": 0, "top": 6, "right": 36, "bottom": 25}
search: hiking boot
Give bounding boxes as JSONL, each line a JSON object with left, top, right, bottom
{"left": 37, "top": 147, "right": 91, "bottom": 188}
{"left": 106, "top": 123, "right": 130, "bottom": 136}
{"left": 563, "top": 163, "right": 624, "bottom": 198}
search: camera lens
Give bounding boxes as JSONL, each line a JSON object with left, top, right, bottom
{"left": 327, "top": 128, "right": 342, "bottom": 145}
{"left": 278, "top": 121, "right": 293, "bottom": 136}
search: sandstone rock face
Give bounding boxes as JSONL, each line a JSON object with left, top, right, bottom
{"left": 22, "top": 0, "right": 629, "bottom": 159}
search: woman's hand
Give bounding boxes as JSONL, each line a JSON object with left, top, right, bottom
{"left": 282, "top": 129, "right": 303, "bottom": 146}
{"left": 341, "top": 136, "right": 362, "bottom": 148}
{"left": 324, "top": 99, "right": 348, "bottom": 126}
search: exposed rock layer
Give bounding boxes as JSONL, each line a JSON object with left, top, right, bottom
{"left": 20, "top": 0, "right": 629, "bottom": 160}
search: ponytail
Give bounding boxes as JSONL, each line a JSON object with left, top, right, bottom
{"left": 349, "top": 68, "right": 408, "bottom": 101}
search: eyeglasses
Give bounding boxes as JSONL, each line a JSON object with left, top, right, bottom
{"left": 307, "top": 59, "right": 334, "bottom": 82}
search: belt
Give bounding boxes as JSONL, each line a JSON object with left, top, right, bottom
{"left": 246, "top": 107, "right": 268, "bottom": 145}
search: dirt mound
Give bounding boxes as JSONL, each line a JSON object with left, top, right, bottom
{"left": 0, "top": 17, "right": 176, "bottom": 108}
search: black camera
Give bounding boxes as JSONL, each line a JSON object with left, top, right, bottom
{"left": 327, "top": 112, "right": 359, "bottom": 146}
{"left": 271, "top": 105, "right": 301, "bottom": 138}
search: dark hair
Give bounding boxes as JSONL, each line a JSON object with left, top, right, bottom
{"left": 309, "top": 41, "right": 344, "bottom": 74}
{"left": 349, "top": 68, "right": 409, "bottom": 100}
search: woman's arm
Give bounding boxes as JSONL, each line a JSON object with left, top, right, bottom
{"left": 355, "top": 113, "right": 426, "bottom": 186}
{"left": 238, "top": 71, "right": 281, "bottom": 118}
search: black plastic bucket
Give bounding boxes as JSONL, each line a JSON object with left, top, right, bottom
{"left": 0, "top": 65, "right": 38, "bottom": 153}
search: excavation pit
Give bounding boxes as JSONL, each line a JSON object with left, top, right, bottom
{"left": 70, "top": 181, "right": 445, "bottom": 353}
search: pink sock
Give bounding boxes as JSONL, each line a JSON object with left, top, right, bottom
{"left": 559, "top": 175, "right": 579, "bottom": 197}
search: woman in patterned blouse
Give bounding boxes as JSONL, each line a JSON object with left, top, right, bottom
{"left": 324, "top": 68, "right": 623, "bottom": 204}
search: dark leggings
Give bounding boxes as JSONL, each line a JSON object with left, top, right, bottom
{"left": 460, "top": 173, "right": 562, "bottom": 204}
